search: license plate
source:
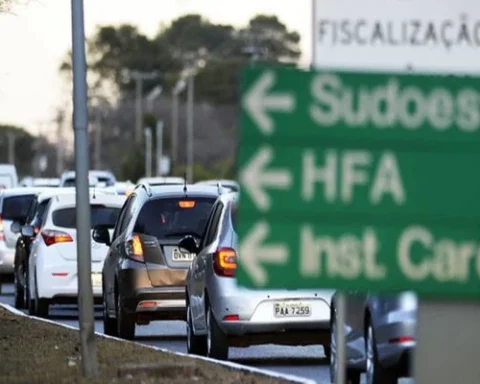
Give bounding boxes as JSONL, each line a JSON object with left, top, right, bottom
{"left": 172, "top": 248, "right": 195, "bottom": 262}
{"left": 91, "top": 273, "right": 102, "bottom": 287}
{"left": 274, "top": 302, "right": 312, "bottom": 318}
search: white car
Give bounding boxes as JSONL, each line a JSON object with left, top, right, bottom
{"left": 28, "top": 193, "right": 126, "bottom": 317}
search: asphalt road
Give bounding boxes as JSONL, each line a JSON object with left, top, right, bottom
{"left": 0, "top": 284, "right": 413, "bottom": 384}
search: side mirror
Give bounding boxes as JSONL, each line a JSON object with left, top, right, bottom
{"left": 92, "top": 225, "right": 111, "bottom": 246}
{"left": 178, "top": 235, "right": 198, "bottom": 254}
{"left": 10, "top": 221, "right": 22, "bottom": 234}
{"left": 21, "top": 225, "right": 35, "bottom": 238}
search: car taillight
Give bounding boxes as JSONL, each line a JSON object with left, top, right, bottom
{"left": 125, "top": 233, "right": 144, "bottom": 262}
{"left": 0, "top": 216, "right": 4, "bottom": 241}
{"left": 213, "top": 247, "right": 237, "bottom": 277}
{"left": 41, "top": 229, "right": 74, "bottom": 246}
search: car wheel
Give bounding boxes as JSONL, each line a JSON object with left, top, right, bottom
{"left": 366, "top": 320, "right": 397, "bottom": 384}
{"left": 103, "top": 285, "right": 117, "bottom": 336}
{"left": 186, "top": 299, "right": 207, "bottom": 355}
{"left": 206, "top": 305, "right": 228, "bottom": 360}
{"left": 14, "top": 264, "right": 25, "bottom": 309}
{"left": 34, "top": 274, "right": 49, "bottom": 318}
{"left": 116, "top": 293, "right": 135, "bottom": 340}
{"left": 330, "top": 307, "right": 361, "bottom": 384}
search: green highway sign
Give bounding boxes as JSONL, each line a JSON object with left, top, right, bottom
{"left": 237, "top": 66, "right": 480, "bottom": 297}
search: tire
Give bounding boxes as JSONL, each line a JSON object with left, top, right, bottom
{"left": 34, "top": 273, "right": 49, "bottom": 318}
{"left": 116, "top": 294, "right": 135, "bottom": 340}
{"left": 14, "top": 264, "right": 25, "bottom": 309}
{"left": 324, "top": 344, "right": 331, "bottom": 360}
{"left": 186, "top": 299, "right": 207, "bottom": 355}
{"left": 330, "top": 307, "right": 361, "bottom": 384}
{"left": 366, "top": 320, "right": 397, "bottom": 384}
{"left": 103, "top": 286, "right": 117, "bottom": 336}
{"left": 206, "top": 305, "right": 228, "bottom": 360}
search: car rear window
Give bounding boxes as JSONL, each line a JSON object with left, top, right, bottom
{"left": 1, "top": 195, "right": 36, "bottom": 221}
{"left": 52, "top": 205, "right": 121, "bottom": 228}
{"left": 134, "top": 197, "right": 216, "bottom": 239}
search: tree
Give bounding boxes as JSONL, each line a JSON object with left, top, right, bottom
{"left": 240, "top": 15, "right": 301, "bottom": 62}
{"left": 0, "top": 125, "right": 58, "bottom": 177}
{"left": 160, "top": 14, "right": 236, "bottom": 60}
{"left": 87, "top": 25, "right": 181, "bottom": 93}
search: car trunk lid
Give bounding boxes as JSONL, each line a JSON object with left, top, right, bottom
{"left": 138, "top": 234, "right": 196, "bottom": 287}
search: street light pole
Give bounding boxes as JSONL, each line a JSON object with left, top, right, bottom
{"left": 7, "top": 132, "right": 15, "bottom": 165}
{"left": 156, "top": 120, "right": 164, "bottom": 176}
{"left": 186, "top": 73, "right": 194, "bottom": 183}
{"left": 134, "top": 76, "right": 143, "bottom": 145}
{"left": 171, "top": 90, "right": 178, "bottom": 172}
{"left": 144, "top": 127, "right": 152, "bottom": 177}
{"left": 131, "top": 71, "right": 159, "bottom": 145}
{"left": 70, "top": 0, "right": 98, "bottom": 378}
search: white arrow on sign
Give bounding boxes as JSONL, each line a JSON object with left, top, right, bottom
{"left": 242, "top": 70, "right": 295, "bottom": 135}
{"left": 240, "top": 146, "right": 292, "bottom": 212}
{"left": 239, "top": 221, "right": 288, "bottom": 286}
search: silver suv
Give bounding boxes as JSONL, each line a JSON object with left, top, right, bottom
{"left": 180, "top": 192, "right": 333, "bottom": 360}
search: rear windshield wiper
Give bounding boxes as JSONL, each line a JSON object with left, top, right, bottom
{"left": 164, "top": 231, "right": 200, "bottom": 238}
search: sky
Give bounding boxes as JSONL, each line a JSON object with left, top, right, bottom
{"left": 0, "top": 0, "right": 312, "bottom": 135}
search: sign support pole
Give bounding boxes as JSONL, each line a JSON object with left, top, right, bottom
{"left": 71, "top": 0, "right": 98, "bottom": 377}
{"left": 414, "top": 300, "right": 480, "bottom": 383}
{"left": 336, "top": 293, "right": 346, "bottom": 384}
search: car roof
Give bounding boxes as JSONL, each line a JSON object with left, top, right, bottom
{"left": 36, "top": 187, "right": 117, "bottom": 201}
{"left": 196, "top": 179, "right": 238, "bottom": 186}
{"left": 61, "top": 170, "right": 116, "bottom": 179}
{"left": 217, "top": 191, "right": 238, "bottom": 205}
{"left": 0, "top": 187, "right": 55, "bottom": 198}
{"left": 137, "top": 176, "right": 185, "bottom": 184}
{"left": 50, "top": 193, "right": 126, "bottom": 207}
{"left": 137, "top": 184, "right": 223, "bottom": 199}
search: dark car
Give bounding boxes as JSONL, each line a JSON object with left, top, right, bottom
{"left": 0, "top": 187, "right": 48, "bottom": 294}
{"left": 93, "top": 183, "right": 223, "bottom": 339}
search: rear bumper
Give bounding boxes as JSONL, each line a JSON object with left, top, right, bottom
{"left": 118, "top": 265, "right": 186, "bottom": 321}
{"left": 376, "top": 319, "right": 416, "bottom": 374}
{"left": 37, "top": 261, "right": 103, "bottom": 300}
{"left": 222, "top": 320, "right": 330, "bottom": 347}
{"left": 210, "top": 290, "right": 332, "bottom": 347}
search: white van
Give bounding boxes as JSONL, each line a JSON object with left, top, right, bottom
{"left": 0, "top": 164, "right": 18, "bottom": 190}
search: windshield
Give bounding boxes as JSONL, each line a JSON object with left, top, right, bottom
{"left": 2, "top": 194, "right": 36, "bottom": 222}
{"left": 134, "top": 197, "right": 215, "bottom": 239}
{"left": 32, "top": 199, "right": 51, "bottom": 227}
{"left": 52, "top": 205, "right": 121, "bottom": 228}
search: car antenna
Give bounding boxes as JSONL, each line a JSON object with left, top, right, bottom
{"left": 183, "top": 171, "right": 188, "bottom": 196}
{"left": 217, "top": 182, "right": 223, "bottom": 195}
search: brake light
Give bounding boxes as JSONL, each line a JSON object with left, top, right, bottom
{"left": 178, "top": 200, "right": 195, "bottom": 208}
{"left": 125, "top": 233, "right": 144, "bottom": 262}
{"left": 389, "top": 336, "right": 415, "bottom": 344}
{"left": 41, "top": 229, "right": 74, "bottom": 246}
{"left": 0, "top": 216, "right": 4, "bottom": 241}
{"left": 213, "top": 248, "right": 237, "bottom": 277}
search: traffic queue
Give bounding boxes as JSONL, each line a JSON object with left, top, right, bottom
{"left": 0, "top": 168, "right": 417, "bottom": 384}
